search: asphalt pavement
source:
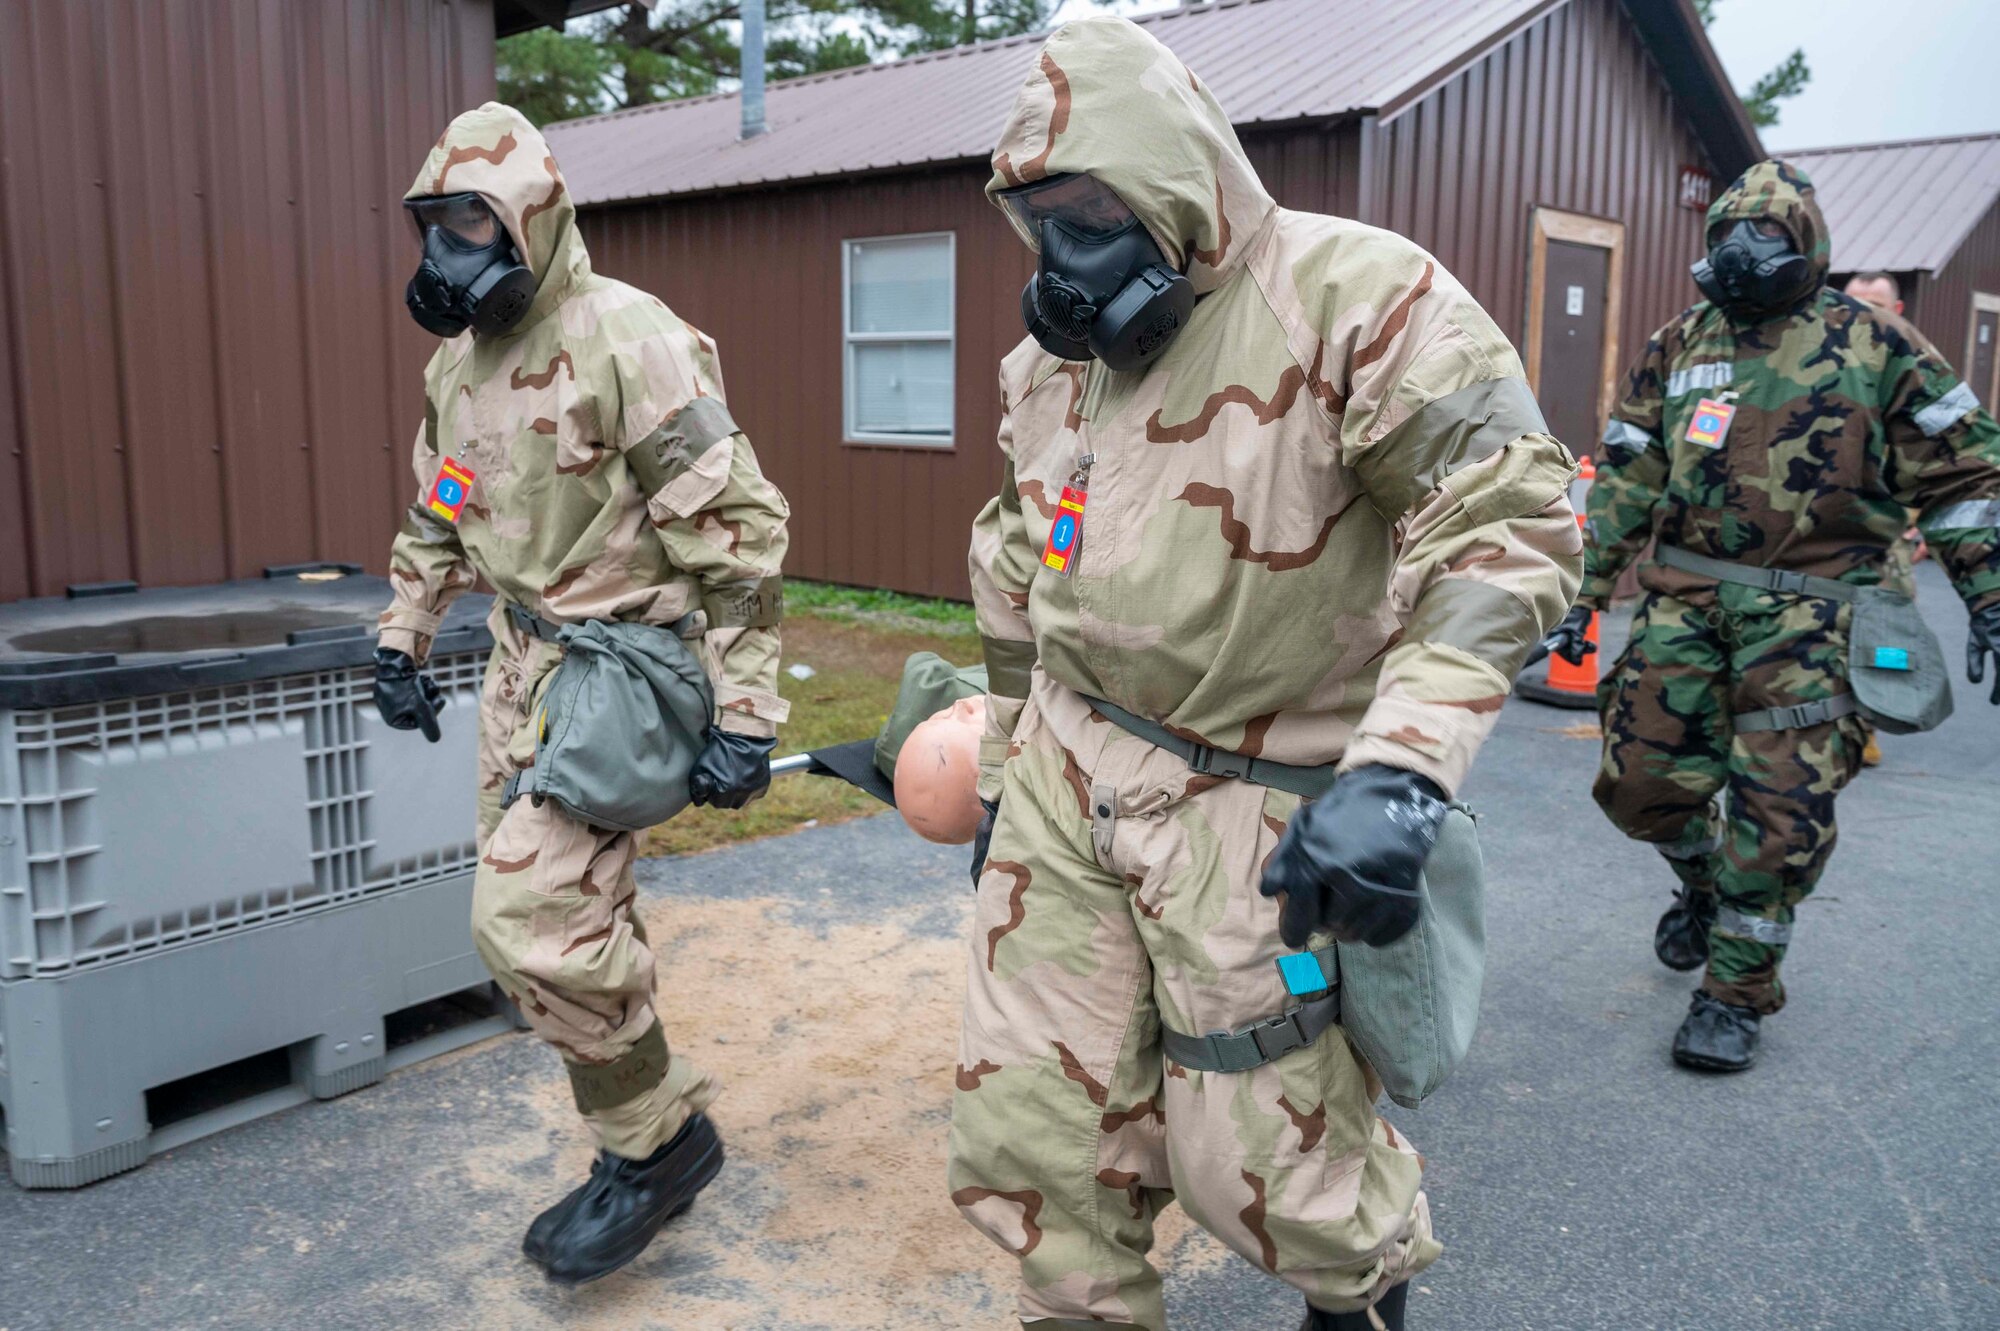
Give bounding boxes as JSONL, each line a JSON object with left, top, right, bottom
{"left": 2, "top": 563, "right": 1994, "bottom": 1331}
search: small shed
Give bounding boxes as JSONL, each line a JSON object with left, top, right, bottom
{"left": 547, "top": 0, "right": 1762, "bottom": 598}
{"left": 1788, "top": 133, "right": 2000, "bottom": 406}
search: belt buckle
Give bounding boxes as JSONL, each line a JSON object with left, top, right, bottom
{"left": 1787, "top": 703, "right": 1817, "bottom": 728}
{"left": 1187, "top": 744, "right": 1216, "bottom": 776}
{"left": 1249, "top": 1008, "right": 1309, "bottom": 1063}
{"left": 1771, "top": 570, "right": 1808, "bottom": 595}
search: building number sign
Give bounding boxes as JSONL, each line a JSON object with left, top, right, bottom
{"left": 1678, "top": 166, "right": 1714, "bottom": 212}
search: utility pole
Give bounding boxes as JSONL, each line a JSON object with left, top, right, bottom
{"left": 740, "top": 0, "right": 767, "bottom": 139}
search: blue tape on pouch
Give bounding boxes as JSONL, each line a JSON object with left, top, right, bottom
{"left": 1276, "top": 952, "right": 1329, "bottom": 997}
{"left": 1872, "top": 646, "right": 1912, "bottom": 671}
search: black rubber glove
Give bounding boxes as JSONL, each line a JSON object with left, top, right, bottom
{"left": 1969, "top": 602, "right": 2000, "bottom": 705}
{"left": 969, "top": 799, "right": 1000, "bottom": 890}
{"left": 1259, "top": 764, "right": 1450, "bottom": 949}
{"left": 1543, "top": 603, "right": 1598, "bottom": 667}
{"left": 372, "top": 646, "right": 445, "bottom": 742}
{"left": 687, "top": 728, "right": 777, "bottom": 809}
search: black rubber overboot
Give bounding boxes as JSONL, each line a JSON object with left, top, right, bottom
{"left": 543, "top": 1112, "right": 725, "bottom": 1286}
{"left": 1653, "top": 883, "right": 1719, "bottom": 972}
{"left": 1301, "top": 1281, "right": 1410, "bottom": 1331}
{"left": 522, "top": 1156, "right": 603, "bottom": 1266}
{"left": 1672, "top": 990, "right": 1761, "bottom": 1072}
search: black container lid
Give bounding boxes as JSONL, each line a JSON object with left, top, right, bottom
{"left": 0, "top": 572, "right": 493, "bottom": 709}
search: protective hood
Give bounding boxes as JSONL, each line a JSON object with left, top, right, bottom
{"left": 406, "top": 102, "right": 589, "bottom": 336}
{"left": 1703, "top": 158, "right": 1831, "bottom": 295}
{"left": 985, "top": 17, "right": 1276, "bottom": 297}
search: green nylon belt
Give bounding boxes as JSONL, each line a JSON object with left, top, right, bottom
{"left": 1732, "top": 693, "right": 1859, "bottom": 734}
{"left": 1649, "top": 549, "right": 1864, "bottom": 733}
{"left": 1162, "top": 987, "right": 1341, "bottom": 1073}
{"left": 503, "top": 601, "right": 703, "bottom": 644}
{"left": 1083, "top": 696, "right": 1337, "bottom": 799}
{"left": 1655, "top": 544, "right": 1862, "bottom": 603}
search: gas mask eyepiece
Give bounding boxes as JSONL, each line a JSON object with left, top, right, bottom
{"left": 403, "top": 192, "right": 536, "bottom": 338}
{"left": 1002, "top": 175, "right": 1195, "bottom": 372}
{"left": 1692, "top": 217, "right": 1812, "bottom": 317}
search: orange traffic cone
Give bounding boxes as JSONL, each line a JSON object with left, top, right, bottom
{"left": 1516, "top": 456, "right": 1601, "bottom": 710}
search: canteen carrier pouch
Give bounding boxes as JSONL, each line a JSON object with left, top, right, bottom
{"left": 1655, "top": 544, "right": 1952, "bottom": 735}
{"left": 1084, "top": 695, "right": 1487, "bottom": 1108}
{"left": 501, "top": 615, "right": 715, "bottom": 832}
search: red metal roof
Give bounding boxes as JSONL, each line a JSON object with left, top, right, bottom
{"left": 1788, "top": 133, "right": 2000, "bottom": 275}
{"left": 544, "top": 0, "right": 1565, "bottom": 206}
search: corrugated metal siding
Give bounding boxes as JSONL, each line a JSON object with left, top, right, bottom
{"left": 1915, "top": 199, "right": 2000, "bottom": 374}
{"left": 1375, "top": 0, "right": 1715, "bottom": 387}
{"left": 0, "top": 0, "right": 495, "bottom": 599}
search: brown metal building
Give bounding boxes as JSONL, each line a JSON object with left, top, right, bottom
{"left": 1790, "top": 133, "right": 2000, "bottom": 405}
{"left": 548, "top": 0, "right": 1763, "bottom": 598}
{"left": 0, "top": 0, "right": 619, "bottom": 603}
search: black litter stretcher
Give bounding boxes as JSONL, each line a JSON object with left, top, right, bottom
{"left": 770, "top": 741, "right": 897, "bottom": 808}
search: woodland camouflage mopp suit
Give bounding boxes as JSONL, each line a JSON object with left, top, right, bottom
{"left": 954, "top": 19, "right": 1581, "bottom": 1329}
{"left": 375, "top": 104, "right": 789, "bottom": 1276}
{"left": 1577, "top": 160, "right": 2000, "bottom": 1065}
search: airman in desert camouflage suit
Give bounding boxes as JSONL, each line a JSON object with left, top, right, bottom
{"left": 1569, "top": 161, "right": 2000, "bottom": 1072}
{"left": 952, "top": 20, "right": 1582, "bottom": 1331}
{"left": 375, "top": 103, "right": 788, "bottom": 1282}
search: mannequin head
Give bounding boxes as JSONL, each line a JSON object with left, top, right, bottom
{"left": 894, "top": 694, "right": 987, "bottom": 844}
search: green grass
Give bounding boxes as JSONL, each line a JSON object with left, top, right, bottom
{"left": 638, "top": 605, "right": 982, "bottom": 858}
{"left": 781, "top": 579, "right": 977, "bottom": 631}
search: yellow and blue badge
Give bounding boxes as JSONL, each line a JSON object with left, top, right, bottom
{"left": 427, "top": 458, "right": 476, "bottom": 523}
{"left": 1040, "top": 485, "right": 1087, "bottom": 577}
{"left": 1684, "top": 398, "right": 1736, "bottom": 449}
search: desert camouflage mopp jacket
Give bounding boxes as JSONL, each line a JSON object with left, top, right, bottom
{"left": 378, "top": 103, "right": 790, "bottom": 737}
{"left": 969, "top": 18, "right": 1582, "bottom": 799}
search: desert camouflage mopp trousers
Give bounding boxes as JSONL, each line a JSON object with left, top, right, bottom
{"left": 949, "top": 687, "right": 1438, "bottom": 1328}
{"left": 1593, "top": 588, "right": 1867, "bottom": 1014}
{"left": 470, "top": 608, "right": 717, "bottom": 1158}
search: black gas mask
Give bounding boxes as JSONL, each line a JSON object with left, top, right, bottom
{"left": 1691, "top": 217, "right": 1814, "bottom": 317}
{"left": 403, "top": 192, "right": 535, "bottom": 338}
{"left": 1000, "top": 174, "right": 1195, "bottom": 372}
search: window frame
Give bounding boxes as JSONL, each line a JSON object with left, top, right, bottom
{"left": 841, "top": 230, "right": 957, "bottom": 449}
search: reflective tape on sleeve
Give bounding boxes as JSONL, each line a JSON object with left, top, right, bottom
{"left": 1913, "top": 381, "right": 1979, "bottom": 437}
{"left": 1715, "top": 906, "right": 1792, "bottom": 947}
{"left": 1920, "top": 497, "right": 2000, "bottom": 534}
{"left": 1601, "top": 419, "right": 1657, "bottom": 453}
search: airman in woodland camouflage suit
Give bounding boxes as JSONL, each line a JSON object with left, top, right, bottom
{"left": 1575, "top": 161, "right": 2000, "bottom": 1070}
{"left": 954, "top": 20, "right": 1582, "bottom": 1330}
{"left": 375, "top": 103, "right": 789, "bottom": 1280}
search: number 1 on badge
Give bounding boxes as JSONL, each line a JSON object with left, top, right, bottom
{"left": 1041, "top": 486, "right": 1087, "bottom": 576}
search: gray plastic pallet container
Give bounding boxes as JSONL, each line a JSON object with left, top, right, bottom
{"left": 0, "top": 574, "right": 513, "bottom": 1188}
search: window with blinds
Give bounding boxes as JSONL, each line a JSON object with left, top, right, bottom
{"left": 844, "top": 233, "right": 955, "bottom": 446}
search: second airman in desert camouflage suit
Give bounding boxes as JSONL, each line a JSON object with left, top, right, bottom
{"left": 373, "top": 102, "right": 790, "bottom": 1284}
{"left": 951, "top": 19, "right": 1582, "bottom": 1331}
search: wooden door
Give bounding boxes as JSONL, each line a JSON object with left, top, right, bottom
{"left": 1525, "top": 209, "right": 1626, "bottom": 459}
